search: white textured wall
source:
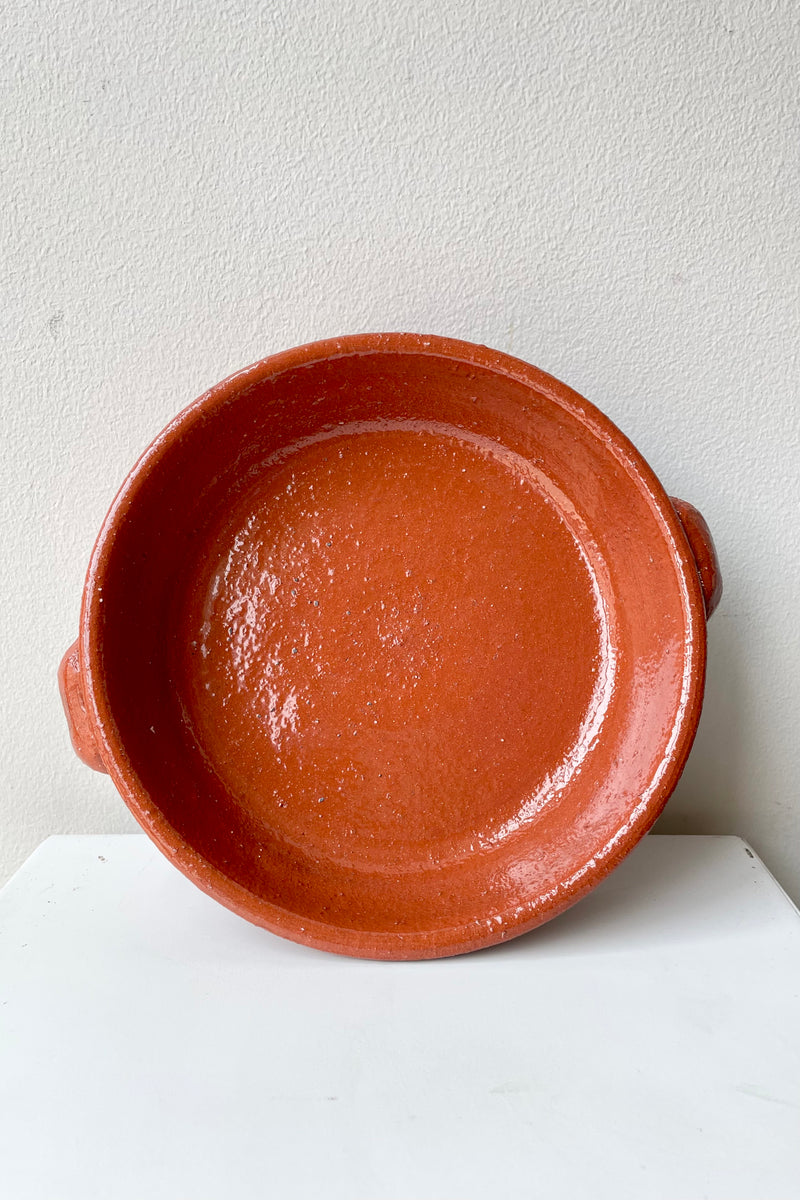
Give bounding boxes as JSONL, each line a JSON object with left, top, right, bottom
{"left": 2, "top": 1, "right": 799, "bottom": 898}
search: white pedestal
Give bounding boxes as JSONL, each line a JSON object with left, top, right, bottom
{"left": 1, "top": 834, "right": 798, "bottom": 1199}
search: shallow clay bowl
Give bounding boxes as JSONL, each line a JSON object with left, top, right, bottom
{"left": 60, "top": 334, "right": 720, "bottom": 959}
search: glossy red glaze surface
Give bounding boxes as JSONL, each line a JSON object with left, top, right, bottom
{"left": 61, "top": 334, "right": 717, "bottom": 959}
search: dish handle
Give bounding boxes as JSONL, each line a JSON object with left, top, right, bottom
{"left": 58, "top": 640, "right": 108, "bottom": 773}
{"left": 670, "top": 498, "right": 722, "bottom": 618}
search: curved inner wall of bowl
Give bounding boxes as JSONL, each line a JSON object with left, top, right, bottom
{"left": 93, "top": 351, "right": 697, "bottom": 934}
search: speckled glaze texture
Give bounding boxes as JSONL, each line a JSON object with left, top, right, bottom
{"left": 60, "top": 334, "right": 719, "bottom": 959}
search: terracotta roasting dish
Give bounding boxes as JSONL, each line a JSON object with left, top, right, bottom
{"left": 59, "top": 334, "right": 720, "bottom": 959}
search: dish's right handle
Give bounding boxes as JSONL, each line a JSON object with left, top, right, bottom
{"left": 670, "top": 498, "right": 722, "bottom": 618}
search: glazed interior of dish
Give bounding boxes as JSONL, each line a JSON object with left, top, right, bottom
{"left": 93, "top": 349, "right": 698, "bottom": 942}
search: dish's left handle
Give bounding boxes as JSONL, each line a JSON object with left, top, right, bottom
{"left": 58, "top": 640, "right": 108, "bottom": 773}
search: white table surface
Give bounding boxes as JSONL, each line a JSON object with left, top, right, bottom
{"left": 1, "top": 834, "right": 798, "bottom": 1200}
